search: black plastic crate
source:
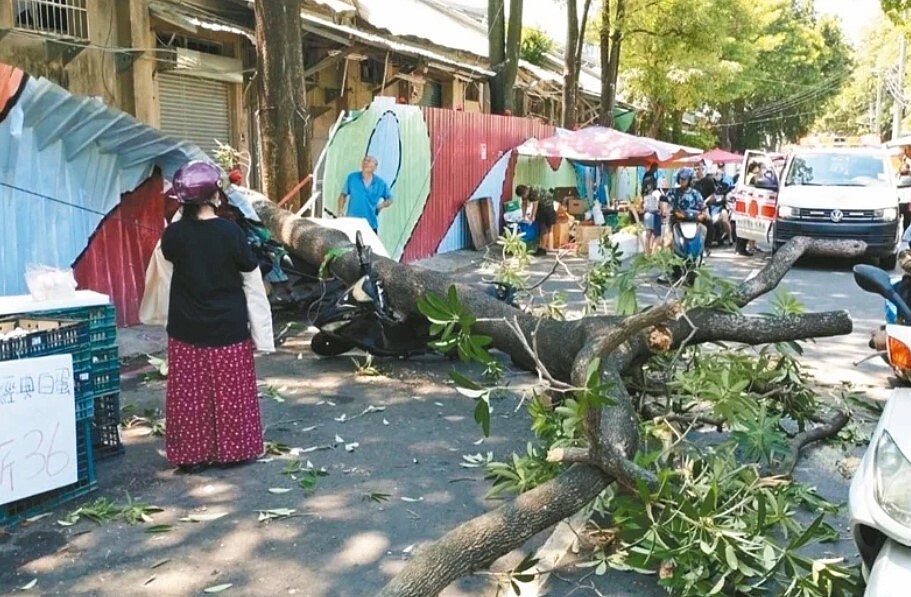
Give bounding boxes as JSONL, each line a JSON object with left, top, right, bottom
{"left": 0, "top": 317, "right": 89, "bottom": 361}
{"left": 0, "top": 419, "right": 97, "bottom": 528}
{"left": 92, "top": 392, "right": 124, "bottom": 460}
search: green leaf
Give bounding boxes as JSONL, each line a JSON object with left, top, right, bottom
{"left": 449, "top": 370, "right": 482, "bottom": 391}
{"left": 446, "top": 284, "right": 459, "bottom": 309}
{"left": 474, "top": 399, "right": 491, "bottom": 437}
{"left": 707, "top": 574, "right": 727, "bottom": 595}
{"left": 203, "top": 584, "right": 233, "bottom": 593}
{"left": 145, "top": 524, "right": 173, "bottom": 533}
{"left": 725, "top": 543, "right": 739, "bottom": 570}
{"left": 585, "top": 358, "right": 601, "bottom": 388}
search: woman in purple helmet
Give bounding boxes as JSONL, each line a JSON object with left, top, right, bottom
{"left": 160, "top": 161, "right": 263, "bottom": 473}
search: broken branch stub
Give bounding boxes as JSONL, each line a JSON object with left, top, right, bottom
{"left": 251, "top": 197, "right": 854, "bottom": 597}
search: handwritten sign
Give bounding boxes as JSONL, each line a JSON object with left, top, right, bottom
{"left": 0, "top": 354, "right": 78, "bottom": 505}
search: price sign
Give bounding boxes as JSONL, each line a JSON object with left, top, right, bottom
{"left": 0, "top": 353, "right": 78, "bottom": 505}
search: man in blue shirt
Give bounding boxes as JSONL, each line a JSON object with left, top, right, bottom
{"left": 337, "top": 156, "right": 393, "bottom": 232}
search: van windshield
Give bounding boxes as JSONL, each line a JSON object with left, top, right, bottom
{"left": 784, "top": 152, "right": 888, "bottom": 187}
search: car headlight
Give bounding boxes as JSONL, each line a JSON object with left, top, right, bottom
{"left": 875, "top": 430, "right": 911, "bottom": 525}
{"left": 778, "top": 205, "right": 795, "bottom": 218}
{"left": 876, "top": 207, "right": 899, "bottom": 222}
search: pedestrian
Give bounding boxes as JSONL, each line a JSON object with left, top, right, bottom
{"left": 642, "top": 175, "right": 664, "bottom": 256}
{"left": 642, "top": 162, "right": 659, "bottom": 195}
{"left": 160, "top": 161, "right": 264, "bottom": 474}
{"left": 337, "top": 155, "right": 393, "bottom": 234}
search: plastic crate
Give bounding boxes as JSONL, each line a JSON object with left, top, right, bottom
{"left": 73, "top": 353, "right": 95, "bottom": 421}
{"left": 91, "top": 361, "right": 120, "bottom": 396}
{"left": 89, "top": 326, "right": 118, "bottom": 349}
{"left": 0, "top": 419, "right": 97, "bottom": 528}
{"left": 92, "top": 392, "right": 124, "bottom": 460}
{"left": 0, "top": 317, "right": 89, "bottom": 361}
{"left": 35, "top": 305, "right": 116, "bottom": 332}
{"left": 91, "top": 345, "right": 120, "bottom": 368}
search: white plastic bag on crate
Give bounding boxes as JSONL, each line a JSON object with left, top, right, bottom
{"left": 24, "top": 264, "right": 77, "bottom": 301}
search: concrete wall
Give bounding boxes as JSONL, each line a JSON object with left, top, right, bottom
{"left": 0, "top": 0, "right": 127, "bottom": 107}
{"left": 0, "top": 0, "right": 250, "bottom": 159}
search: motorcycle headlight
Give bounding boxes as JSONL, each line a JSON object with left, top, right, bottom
{"left": 876, "top": 208, "right": 898, "bottom": 222}
{"left": 875, "top": 430, "right": 911, "bottom": 525}
{"left": 778, "top": 205, "right": 795, "bottom": 218}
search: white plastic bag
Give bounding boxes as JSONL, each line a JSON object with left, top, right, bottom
{"left": 24, "top": 264, "right": 77, "bottom": 301}
{"left": 138, "top": 241, "right": 172, "bottom": 326}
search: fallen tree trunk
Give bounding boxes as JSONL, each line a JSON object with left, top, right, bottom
{"left": 252, "top": 197, "right": 860, "bottom": 597}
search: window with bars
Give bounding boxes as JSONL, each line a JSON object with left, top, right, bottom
{"left": 12, "top": 0, "right": 88, "bottom": 40}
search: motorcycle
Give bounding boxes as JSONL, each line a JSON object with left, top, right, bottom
{"left": 665, "top": 209, "right": 707, "bottom": 285}
{"left": 309, "top": 231, "right": 520, "bottom": 358}
{"left": 706, "top": 192, "right": 734, "bottom": 247}
{"left": 310, "top": 231, "right": 434, "bottom": 357}
{"left": 849, "top": 263, "right": 911, "bottom": 594}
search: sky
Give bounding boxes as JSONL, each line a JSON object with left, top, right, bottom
{"left": 447, "top": 0, "right": 883, "bottom": 47}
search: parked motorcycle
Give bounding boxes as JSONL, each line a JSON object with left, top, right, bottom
{"left": 849, "top": 264, "right": 911, "bottom": 594}
{"left": 854, "top": 264, "right": 911, "bottom": 382}
{"left": 664, "top": 209, "right": 707, "bottom": 285}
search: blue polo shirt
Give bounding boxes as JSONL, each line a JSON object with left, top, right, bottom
{"left": 342, "top": 172, "right": 393, "bottom": 230}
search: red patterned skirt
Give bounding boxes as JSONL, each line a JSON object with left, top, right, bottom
{"left": 165, "top": 337, "right": 263, "bottom": 467}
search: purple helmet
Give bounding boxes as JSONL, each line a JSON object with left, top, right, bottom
{"left": 168, "top": 161, "right": 228, "bottom": 204}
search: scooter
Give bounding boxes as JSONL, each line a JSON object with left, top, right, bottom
{"left": 310, "top": 231, "right": 434, "bottom": 357}
{"left": 855, "top": 263, "right": 911, "bottom": 382}
{"left": 310, "top": 232, "right": 521, "bottom": 358}
{"left": 706, "top": 193, "right": 733, "bottom": 247}
{"left": 849, "top": 264, "right": 911, "bottom": 594}
{"left": 665, "top": 209, "right": 706, "bottom": 285}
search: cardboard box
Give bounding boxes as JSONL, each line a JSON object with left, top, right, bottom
{"left": 541, "top": 222, "right": 570, "bottom": 250}
{"left": 576, "top": 225, "right": 611, "bottom": 255}
{"left": 567, "top": 198, "right": 587, "bottom": 216}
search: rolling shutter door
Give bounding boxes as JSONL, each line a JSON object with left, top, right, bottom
{"left": 158, "top": 73, "right": 231, "bottom": 157}
{"left": 419, "top": 81, "right": 442, "bottom": 107}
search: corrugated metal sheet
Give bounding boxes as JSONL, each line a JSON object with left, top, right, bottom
{"left": 0, "top": 63, "right": 205, "bottom": 324}
{"left": 73, "top": 173, "right": 165, "bottom": 327}
{"left": 403, "top": 108, "right": 554, "bottom": 261}
{"left": 159, "top": 73, "right": 232, "bottom": 158}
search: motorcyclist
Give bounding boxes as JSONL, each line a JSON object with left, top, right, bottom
{"left": 705, "top": 165, "right": 734, "bottom": 245}
{"left": 657, "top": 168, "right": 706, "bottom": 283}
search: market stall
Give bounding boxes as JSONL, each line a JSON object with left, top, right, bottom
{"left": 514, "top": 127, "right": 701, "bottom": 257}
{"left": 0, "top": 287, "right": 121, "bottom": 527}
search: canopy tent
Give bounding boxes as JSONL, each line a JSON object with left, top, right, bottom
{"left": 514, "top": 126, "right": 701, "bottom": 166}
{"left": 677, "top": 147, "right": 744, "bottom": 165}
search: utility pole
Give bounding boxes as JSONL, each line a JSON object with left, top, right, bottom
{"left": 894, "top": 34, "right": 906, "bottom": 141}
{"left": 875, "top": 73, "right": 884, "bottom": 134}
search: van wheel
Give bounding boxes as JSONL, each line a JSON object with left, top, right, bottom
{"left": 881, "top": 253, "right": 899, "bottom": 271}
{"left": 311, "top": 332, "right": 355, "bottom": 357}
{"left": 735, "top": 238, "right": 749, "bottom": 255}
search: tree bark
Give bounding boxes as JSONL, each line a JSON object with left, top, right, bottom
{"left": 562, "top": 0, "right": 579, "bottom": 128}
{"left": 503, "top": 0, "right": 524, "bottom": 113}
{"left": 254, "top": 0, "right": 310, "bottom": 209}
{"left": 488, "top": 0, "right": 506, "bottom": 114}
{"left": 599, "top": 0, "right": 625, "bottom": 127}
{"left": 250, "top": 196, "right": 857, "bottom": 597}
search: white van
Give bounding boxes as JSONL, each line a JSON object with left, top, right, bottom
{"left": 732, "top": 146, "right": 901, "bottom": 268}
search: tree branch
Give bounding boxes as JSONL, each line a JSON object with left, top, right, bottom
{"left": 778, "top": 410, "right": 850, "bottom": 475}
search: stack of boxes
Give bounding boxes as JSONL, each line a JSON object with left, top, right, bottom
{"left": 0, "top": 302, "right": 121, "bottom": 527}
{"left": 0, "top": 317, "right": 98, "bottom": 525}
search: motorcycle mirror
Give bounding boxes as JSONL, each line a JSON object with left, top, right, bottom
{"left": 853, "top": 264, "right": 911, "bottom": 321}
{"left": 853, "top": 264, "right": 895, "bottom": 295}
{"left": 898, "top": 175, "right": 911, "bottom": 189}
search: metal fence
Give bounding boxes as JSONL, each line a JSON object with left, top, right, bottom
{"left": 12, "top": 0, "right": 88, "bottom": 41}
